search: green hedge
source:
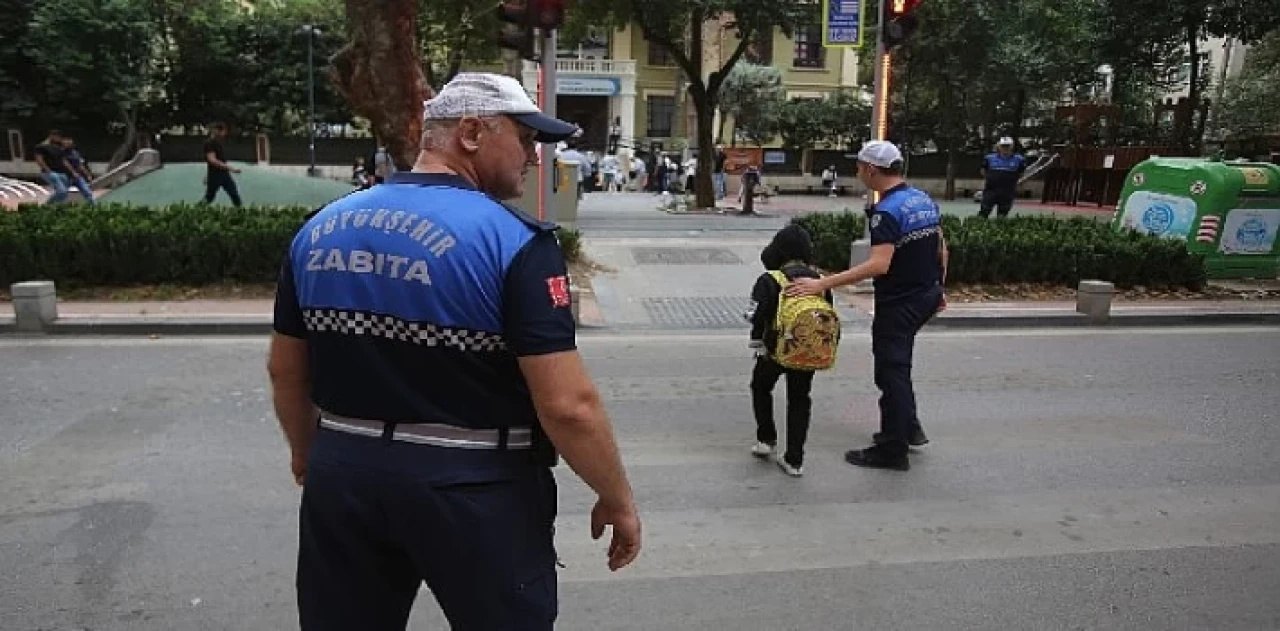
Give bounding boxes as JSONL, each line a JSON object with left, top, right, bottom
{"left": 791, "top": 211, "right": 1207, "bottom": 290}
{"left": 0, "top": 203, "right": 583, "bottom": 288}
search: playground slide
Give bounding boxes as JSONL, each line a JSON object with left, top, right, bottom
{"left": 90, "top": 148, "right": 162, "bottom": 190}
{"left": 1019, "top": 153, "right": 1060, "bottom": 184}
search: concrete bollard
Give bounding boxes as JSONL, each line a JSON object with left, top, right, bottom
{"left": 1076, "top": 280, "right": 1114, "bottom": 324}
{"left": 848, "top": 239, "right": 875, "bottom": 294}
{"left": 10, "top": 280, "right": 58, "bottom": 332}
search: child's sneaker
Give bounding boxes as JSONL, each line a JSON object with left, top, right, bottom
{"left": 776, "top": 457, "right": 804, "bottom": 477}
{"left": 751, "top": 442, "right": 775, "bottom": 458}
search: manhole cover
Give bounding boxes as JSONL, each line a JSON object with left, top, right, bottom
{"left": 641, "top": 297, "right": 752, "bottom": 328}
{"left": 631, "top": 247, "right": 743, "bottom": 265}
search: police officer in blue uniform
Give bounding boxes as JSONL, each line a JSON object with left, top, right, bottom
{"left": 787, "top": 140, "right": 948, "bottom": 471}
{"left": 267, "top": 72, "right": 642, "bottom": 630}
{"left": 978, "top": 136, "right": 1027, "bottom": 219}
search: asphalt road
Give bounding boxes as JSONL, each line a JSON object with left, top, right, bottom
{"left": 2, "top": 327, "right": 1279, "bottom": 630}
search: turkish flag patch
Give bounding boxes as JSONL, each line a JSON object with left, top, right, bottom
{"left": 546, "top": 275, "right": 571, "bottom": 308}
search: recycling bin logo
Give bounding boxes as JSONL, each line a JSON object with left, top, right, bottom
{"left": 1141, "top": 203, "right": 1175, "bottom": 235}
{"left": 1132, "top": 173, "right": 1145, "bottom": 186}
{"left": 1236, "top": 218, "right": 1268, "bottom": 249}
{"left": 1190, "top": 180, "right": 1207, "bottom": 195}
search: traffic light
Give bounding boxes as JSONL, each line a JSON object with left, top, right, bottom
{"left": 498, "top": 1, "right": 536, "bottom": 61}
{"left": 531, "top": 0, "right": 565, "bottom": 30}
{"left": 882, "top": 0, "right": 922, "bottom": 50}
{"left": 497, "top": 0, "right": 567, "bottom": 61}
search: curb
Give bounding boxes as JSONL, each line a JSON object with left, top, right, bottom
{"left": 4, "top": 310, "right": 1278, "bottom": 336}
{"left": 926, "top": 311, "right": 1280, "bottom": 329}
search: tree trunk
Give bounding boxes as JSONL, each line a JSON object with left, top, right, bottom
{"left": 1183, "top": 17, "right": 1201, "bottom": 152}
{"left": 108, "top": 103, "right": 139, "bottom": 172}
{"left": 692, "top": 91, "right": 717, "bottom": 210}
{"left": 945, "top": 141, "right": 957, "bottom": 201}
{"left": 1011, "top": 88, "right": 1027, "bottom": 144}
{"left": 331, "top": 0, "right": 430, "bottom": 170}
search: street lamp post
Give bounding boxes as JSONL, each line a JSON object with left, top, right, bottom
{"left": 300, "top": 25, "right": 322, "bottom": 177}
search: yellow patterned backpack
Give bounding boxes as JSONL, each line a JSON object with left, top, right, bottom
{"left": 767, "top": 269, "right": 841, "bottom": 371}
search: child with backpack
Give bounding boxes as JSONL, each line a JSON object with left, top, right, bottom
{"left": 746, "top": 224, "right": 840, "bottom": 477}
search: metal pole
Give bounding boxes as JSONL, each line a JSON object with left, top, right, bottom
{"left": 540, "top": 28, "right": 558, "bottom": 221}
{"left": 306, "top": 26, "right": 318, "bottom": 177}
{"left": 849, "top": 7, "right": 888, "bottom": 293}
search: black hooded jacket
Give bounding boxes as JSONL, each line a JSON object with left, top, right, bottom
{"left": 749, "top": 224, "right": 834, "bottom": 352}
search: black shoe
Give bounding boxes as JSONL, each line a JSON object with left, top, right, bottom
{"left": 845, "top": 446, "right": 910, "bottom": 471}
{"left": 873, "top": 429, "right": 930, "bottom": 447}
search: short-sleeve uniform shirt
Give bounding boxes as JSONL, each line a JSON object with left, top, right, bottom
{"left": 868, "top": 183, "right": 943, "bottom": 304}
{"left": 982, "top": 152, "right": 1026, "bottom": 195}
{"left": 272, "top": 172, "right": 576, "bottom": 430}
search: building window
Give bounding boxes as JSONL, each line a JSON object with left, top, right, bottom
{"left": 646, "top": 95, "right": 675, "bottom": 137}
{"left": 792, "top": 25, "right": 824, "bottom": 68}
{"left": 746, "top": 28, "right": 773, "bottom": 65}
{"left": 648, "top": 41, "right": 675, "bottom": 67}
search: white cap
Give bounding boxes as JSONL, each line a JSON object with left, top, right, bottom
{"left": 856, "top": 140, "right": 903, "bottom": 168}
{"left": 424, "top": 72, "right": 579, "bottom": 143}
{"left": 998, "top": 136, "right": 1014, "bottom": 146}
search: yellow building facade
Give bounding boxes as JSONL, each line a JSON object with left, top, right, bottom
{"left": 510, "top": 21, "right": 863, "bottom": 153}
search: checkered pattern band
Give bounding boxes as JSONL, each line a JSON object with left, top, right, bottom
{"left": 898, "top": 225, "right": 941, "bottom": 247}
{"left": 304, "top": 309, "right": 507, "bottom": 352}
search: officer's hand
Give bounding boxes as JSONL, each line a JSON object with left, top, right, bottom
{"left": 591, "top": 499, "right": 641, "bottom": 571}
{"left": 937, "top": 293, "right": 948, "bottom": 314}
{"left": 785, "top": 277, "right": 824, "bottom": 298}
{"left": 290, "top": 451, "right": 307, "bottom": 486}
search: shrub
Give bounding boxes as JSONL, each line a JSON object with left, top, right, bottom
{"left": 791, "top": 211, "right": 1206, "bottom": 290}
{"left": 556, "top": 229, "right": 582, "bottom": 265}
{"left": 0, "top": 203, "right": 584, "bottom": 288}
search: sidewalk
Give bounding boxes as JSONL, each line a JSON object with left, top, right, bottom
{"left": 4, "top": 293, "right": 1279, "bottom": 336}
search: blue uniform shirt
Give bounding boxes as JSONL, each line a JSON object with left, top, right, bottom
{"left": 868, "top": 183, "right": 943, "bottom": 304}
{"left": 272, "top": 172, "right": 576, "bottom": 430}
{"left": 982, "top": 152, "right": 1026, "bottom": 195}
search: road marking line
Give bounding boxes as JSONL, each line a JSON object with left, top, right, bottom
{"left": 551, "top": 484, "right": 1280, "bottom": 583}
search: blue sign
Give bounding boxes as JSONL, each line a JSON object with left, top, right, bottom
{"left": 823, "top": 0, "right": 864, "bottom": 48}
{"left": 556, "top": 77, "right": 620, "bottom": 96}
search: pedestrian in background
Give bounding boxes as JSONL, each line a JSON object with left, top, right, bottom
{"left": 267, "top": 72, "right": 641, "bottom": 631}
{"left": 978, "top": 136, "right": 1026, "bottom": 218}
{"left": 202, "top": 122, "right": 242, "bottom": 207}
{"left": 60, "top": 137, "right": 96, "bottom": 205}
{"left": 33, "top": 129, "right": 71, "bottom": 204}
{"left": 821, "top": 165, "right": 837, "bottom": 198}
{"left": 787, "top": 140, "right": 947, "bottom": 471}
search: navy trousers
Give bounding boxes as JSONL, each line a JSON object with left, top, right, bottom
{"left": 872, "top": 286, "right": 943, "bottom": 455}
{"left": 297, "top": 428, "right": 558, "bottom": 630}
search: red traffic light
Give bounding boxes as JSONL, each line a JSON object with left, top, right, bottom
{"left": 888, "top": 0, "right": 923, "bottom": 16}
{"left": 530, "top": 0, "right": 565, "bottom": 30}
{"left": 883, "top": 0, "right": 922, "bottom": 49}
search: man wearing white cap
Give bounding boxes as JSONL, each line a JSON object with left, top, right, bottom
{"left": 787, "top": 140, "right": 947, "bottom": 471}
{"left": 268, "top": 72, "right": 640, "bottom": 630}
{"left": 979, "top": 136, "right": 1026, "bottom": 218}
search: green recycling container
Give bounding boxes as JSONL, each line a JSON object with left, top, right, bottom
{"left": 1112, "top": 158, "right": 1280, "bottom": 279}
